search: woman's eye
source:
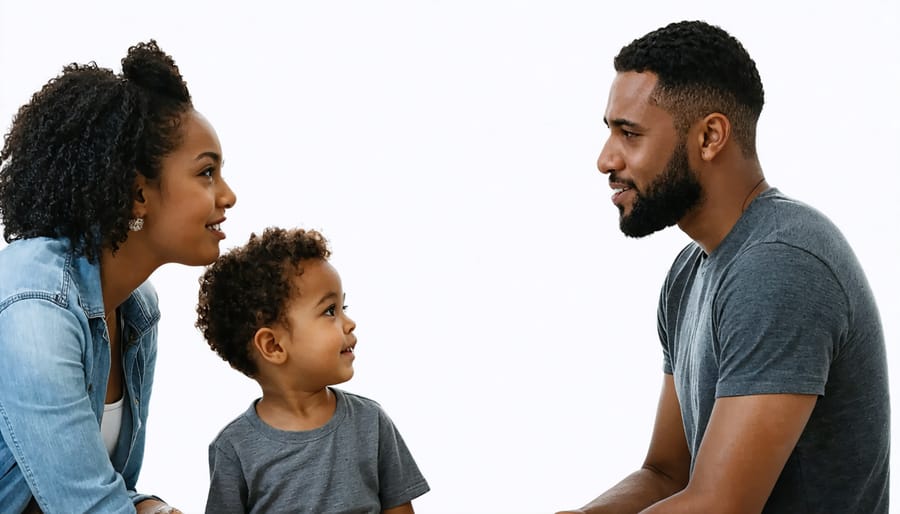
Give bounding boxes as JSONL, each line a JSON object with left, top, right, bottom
{"left": 199, "top": 167, "right": 214, "bottom": 178}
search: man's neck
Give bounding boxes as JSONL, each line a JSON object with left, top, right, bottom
{"left": 678, "top": 161, "right": 766, "bottom": 255}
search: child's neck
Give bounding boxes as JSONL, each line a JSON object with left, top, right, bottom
{"left": 255, "top": 386, "right": 336, "bottom": 431}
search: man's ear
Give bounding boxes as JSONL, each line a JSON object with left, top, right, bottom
{"left": 695, "top": 112, "right": 731, "bottom": 162}
{"left": 253, "top": 327, "right": 288, "bottom": 365}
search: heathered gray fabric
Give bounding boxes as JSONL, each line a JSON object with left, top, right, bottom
{"left": 205, "top": 388, "right": 429, "bottom": 514}
{"left": 658, "top": 188, "right": 889, "bottom": 513}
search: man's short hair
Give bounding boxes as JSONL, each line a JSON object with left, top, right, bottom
{"left": 614, "top": 20, "right": 765, "bottom": 157}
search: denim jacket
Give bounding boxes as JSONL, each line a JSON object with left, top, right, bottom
{"left": 0, "top": 237, "right": 160, "bottom": 513}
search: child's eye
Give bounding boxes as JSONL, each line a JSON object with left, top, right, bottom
{"left": 342, "top": 304, "right": 349, "bottom": 312}
{"left": 324, "top": 305, "right": 336, "bottom": 316}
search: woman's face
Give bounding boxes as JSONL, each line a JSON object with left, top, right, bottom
{"left": 136, "top": 109, "right": 237, "bottom": 267}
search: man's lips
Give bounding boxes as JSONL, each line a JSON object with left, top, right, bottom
{"left": 609, "top": 181, "right": 634, "bottom": 204}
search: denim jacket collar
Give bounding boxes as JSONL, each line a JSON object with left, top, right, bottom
{"left": 70, "top": 245, "right": 160, "bottom": 339}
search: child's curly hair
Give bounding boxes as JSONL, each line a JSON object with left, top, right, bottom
{"left": 0, "top": 40, "right": 192, "bottom": 261}
{"left": 196, "top": 227, "right": 331, "bottom": 377}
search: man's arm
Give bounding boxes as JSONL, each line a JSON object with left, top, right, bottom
{"left": 639, "top": 392, "right": 816, "bottom": 514}
{"left": 557, "top": 374, "right": 691, "bottom": 514}
{"left": 383, "top": 501, "right": 415, "bottom": 514}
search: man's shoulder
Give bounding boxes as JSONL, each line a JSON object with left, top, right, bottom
{"left": 749, "top": 190, "right": 846, "bottom": 247}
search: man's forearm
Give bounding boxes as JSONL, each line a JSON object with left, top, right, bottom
{"left": 572, "top": 467, "right": 685, "bottom": 514}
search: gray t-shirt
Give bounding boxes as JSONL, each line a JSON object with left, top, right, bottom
{"left": 206, "top": 388, "right": 430, "bottom": 514}
{"left": 658, "top": 189, "right": 889, "bottom": 513}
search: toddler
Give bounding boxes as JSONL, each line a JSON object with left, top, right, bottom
{"left": 196, "top": 227, "right": 429, "bottom": 513}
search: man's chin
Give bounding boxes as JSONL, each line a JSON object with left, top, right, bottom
{"left": 620, "top": 214, "right": 671, "bottom": 238}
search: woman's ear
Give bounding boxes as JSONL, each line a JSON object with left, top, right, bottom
{"left": 253, "top": 327, "right": 288, "bottom": 365}
{"left": 695, "top": 112, "right": 731, "bottom": 162}
{"left": 132, "top": 173, "right": 148, "bottom": 218}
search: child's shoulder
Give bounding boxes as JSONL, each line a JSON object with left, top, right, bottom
{"left": 210, "top": 401, "right": 258, "bottom": 446}
{"left": 333, "top": 387, "right": 388, "bottom": 416}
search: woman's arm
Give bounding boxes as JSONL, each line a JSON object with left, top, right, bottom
{"left": 0, "top": 300, "right": 135, "bottom": 512}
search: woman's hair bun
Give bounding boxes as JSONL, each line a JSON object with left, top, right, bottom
{"left": 121, "top": 39, "right": 191, "bottom": 103}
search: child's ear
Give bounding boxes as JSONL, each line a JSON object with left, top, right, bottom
{"left": 253, "top": 327, "right": 287, "bottom": 365}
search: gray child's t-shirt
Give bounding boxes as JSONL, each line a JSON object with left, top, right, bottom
{"left": 658, "top": 188, "right": 889, "bottom": 513}
{"left": 205, "top": 388, "right": 429, "bottom": 514}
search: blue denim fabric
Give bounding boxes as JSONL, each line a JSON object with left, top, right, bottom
{"left": 0, "top": 237, "right": 161, "bottom": 513}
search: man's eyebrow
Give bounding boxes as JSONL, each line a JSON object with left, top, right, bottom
{"left": 603, "top": 117, "right": 643, "bottom": 130}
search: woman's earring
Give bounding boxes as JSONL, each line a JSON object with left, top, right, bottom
{"left": 128, "top": 217, "right": 144, "bottom": 232}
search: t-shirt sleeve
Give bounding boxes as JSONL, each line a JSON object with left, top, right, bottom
{"left": 205, "top": 438, "right": 248, "bottom": 514}
{"left": 658, "top": 277, "right": 673, "bottom": 375}
{"left": 376, "top": 407, "right": 430, "bottom": 509}
{"left": 713, "top": 243, "right": 847, "bottom": 398}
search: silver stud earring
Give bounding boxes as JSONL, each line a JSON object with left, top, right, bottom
{"left": 128, "top": 217, "right": 144, "bottom": 232}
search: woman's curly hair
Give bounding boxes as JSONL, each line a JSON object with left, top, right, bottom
{"left": 196, "top": 227, "right": 332, "bottom": 378}
{"left": 0, "top": 40, "right": 192, "bottom": 261}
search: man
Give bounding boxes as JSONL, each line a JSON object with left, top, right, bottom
{"left": 559, "top": 21, "right": 889, "bottom": 513}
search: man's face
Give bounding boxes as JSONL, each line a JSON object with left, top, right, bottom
{"left": 597, "top": 72, "right": 702, "bottom": 237}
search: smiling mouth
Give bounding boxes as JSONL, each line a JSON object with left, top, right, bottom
{"left": 206, "top": 223, "right": 222, "bottom": 231}
{"left": 341, "top": 345, "right": 355, "bottom": 354}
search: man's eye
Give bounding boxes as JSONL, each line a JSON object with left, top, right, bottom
{"left": 622, "top": 130, "right": 638, "bottom": 138}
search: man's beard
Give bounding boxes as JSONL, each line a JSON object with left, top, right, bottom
{"left": 618, "top": 142, "right": 703, "bottom": 238}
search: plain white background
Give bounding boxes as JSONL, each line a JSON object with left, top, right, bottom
{"left": 1, "top": 2, "right": 898, "bottom": 512}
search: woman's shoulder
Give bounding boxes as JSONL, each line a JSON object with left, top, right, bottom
{"left": 0, "top": 237, "right": 74, "bottom": 301}
{"left": 122, "top": 280, "right": 161, "bottom": 332}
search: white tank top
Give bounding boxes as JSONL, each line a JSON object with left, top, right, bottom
{"left": 102, "top": 308, "right": 125, "bottom": 456}
{"left": 101, "top": 397, "right": 125, "bottom": 456}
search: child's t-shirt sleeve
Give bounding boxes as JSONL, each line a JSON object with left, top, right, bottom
{"left": 205, "top": 438, "right": 248, "bottom": 514}
{"left": 376, "top": 407, "right": 430, "bottom": 509}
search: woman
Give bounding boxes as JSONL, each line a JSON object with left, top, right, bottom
{"left": 0, "top": 40, "right": 236, "bottom": 513}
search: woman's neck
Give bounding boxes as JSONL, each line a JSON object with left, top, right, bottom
{"left": 99, "top": 242, "right": 159, "bottom": 314}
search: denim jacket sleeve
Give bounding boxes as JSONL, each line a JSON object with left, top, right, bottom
{"left": 0, "top": 299, "right": 137, "bottom": 513}
{"left": 119, "top": 307, "right": 160, "bottom": 508}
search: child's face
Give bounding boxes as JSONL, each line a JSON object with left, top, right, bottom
{"left": 277, "top": 259, "right": 357, "bottom": 389}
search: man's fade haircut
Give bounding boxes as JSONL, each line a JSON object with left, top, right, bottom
{"left": 196, "top": 227, "right": 331, "bottom": 378}
{"left": 0, "top": 40, "right": 192, "bottom": 261}
{"left": 614, "top": 20, "right": 764, "bottom": 157}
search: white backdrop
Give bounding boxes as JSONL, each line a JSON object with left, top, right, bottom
{"left": 1, "top": 2, "right": 898, "bottom": 513}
